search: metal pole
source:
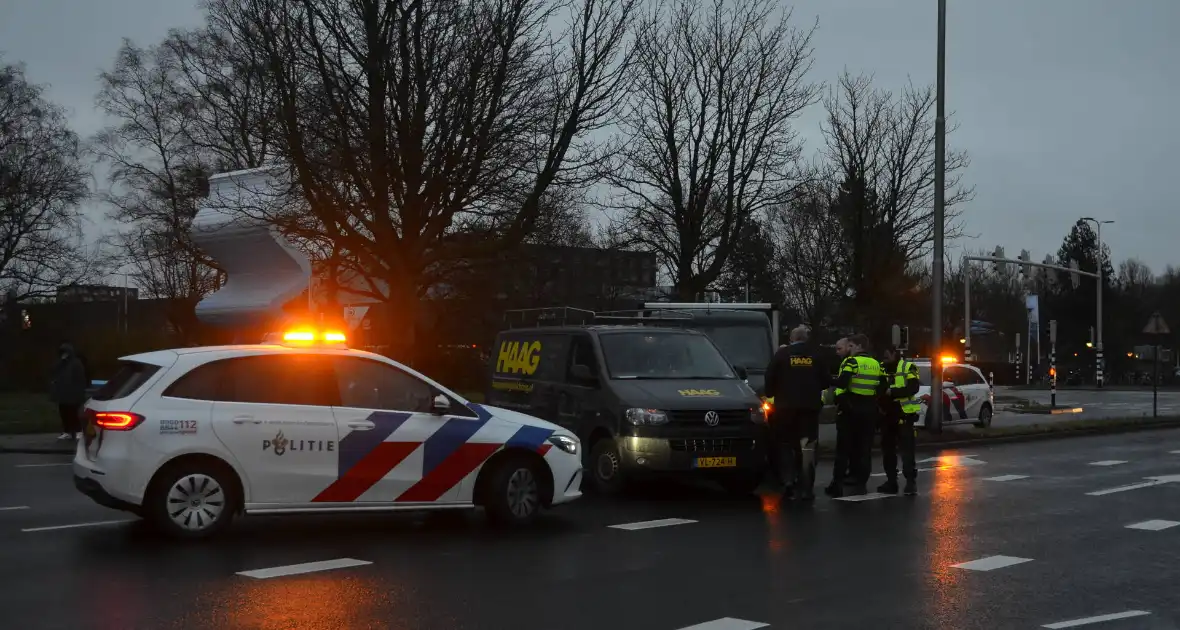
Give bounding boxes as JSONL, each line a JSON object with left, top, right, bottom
{"left": 1026, "top": 321, "right": 1032, "bottom": 385}
{"left": 1050, "top": 342, "right": 1056, "bottom": 408}
{"left": 1015, "top": 332, "right": 1022, "bottom": 384}
{"left": 1153, "top": 345, "right": 1159, "bottom": 418}
{"left": 964, "top": 269, "right": 971, "bottom": 362}
{"left": 1095, "top": 222, "right": 1104, "bottom": 388}
{"left": 930, "top": 0, "right": 947, "bottom": 430}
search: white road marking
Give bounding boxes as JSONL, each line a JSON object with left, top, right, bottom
{"left": 0, "top": 506, "right": 30, "bottom": 511}
{"left": 1041, "top": 610, "right": 1151, "bottom": 628}
{"left": 983, "top": 475, "right": 1030, "bottom": 482}
{"left": 1086, "top": 474, "right": 1180, "bottom": 496}
{"left": 21, "top": 519, "right": 135, "bottom": 532}
{"left": 950, "top": 555, "right": 1033, "bottom": 571}
{"left": 675, "top": 618, "right": 769, "bottom": 630}
{"left": 833, "top": 492, "right": 895, "bottom": 502}
{"left": 608, "top": 518, "right": 697, "bottom": 531}
{"left": 1126, "top": 519, "right": 1180, "bottom": 531}
{"left": 237, "top": 558, "right": 372, "bottom": 579}
{"left": 1087, "top": 460, "right": 1128, "bottom": 466}
{"left": 1170, "top": 450, "right": 1180, "bottom": 454}
{"left": 14, "top": 462, "right": 72, "bottom": 468}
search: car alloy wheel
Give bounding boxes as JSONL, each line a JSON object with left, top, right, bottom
{"left": 505, "top": 467, "right": 539, "bottom": 519}
{"left": 166, "top": 473, "right": 226, "bottom": 532}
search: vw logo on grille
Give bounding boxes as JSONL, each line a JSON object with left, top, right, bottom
{"left": 704, "top": 411, "right": 720, "bottom": 426}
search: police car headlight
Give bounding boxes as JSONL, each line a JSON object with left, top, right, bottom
{"left": 547, "top": 435, "right": 578, "bottom": 455}
{"left": 625, "top": 408, "right": 668, "bottom": 426}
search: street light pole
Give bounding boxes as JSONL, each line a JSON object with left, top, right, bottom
{"left": 930, "top": 0, "right": 947, "bottom": 428}
{"left": 1081, "top": 217, "right": 1113, "bottom": 388}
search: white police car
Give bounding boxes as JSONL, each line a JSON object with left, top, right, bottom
{"left": 73, "top": 328, "right": 583, "bottom": 539}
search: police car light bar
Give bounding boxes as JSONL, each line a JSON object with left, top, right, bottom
{"left": 266, "top": 328, "right": 348, "bottom": 345}
{"left": 940, "top": 355, "right": 957, "bottom": 364}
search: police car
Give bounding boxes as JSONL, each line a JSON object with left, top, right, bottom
{"left": 913, "top": 357, "right": 994, "bottom": 433}
{"left": 73, "top": 328, "right": 583, "bottom": 539}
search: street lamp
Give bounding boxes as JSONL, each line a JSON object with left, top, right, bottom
{"left": 930, "top": 0, "right": 947, "bottom": 432}
{"left": 1080, "top": 216, "right": 1113, "bottom": 388}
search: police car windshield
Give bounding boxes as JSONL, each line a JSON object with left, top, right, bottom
{"left": 918, "top": 365, "right": 932, "bottom": 385}
{"left": 599, "top": 332, "right": 736, "bottom": 380}
{"left": 688, "top": 325, "right": 771, "bottom": 370}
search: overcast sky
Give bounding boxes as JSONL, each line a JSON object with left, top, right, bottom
{"left": 4, "top": 0, "right": 1179, "bottom": 273}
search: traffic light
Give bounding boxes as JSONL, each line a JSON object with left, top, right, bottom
{"left": 1069, "top": 259, "right": 1081, "bottom": 289}
{"left": 1043, "top": 254, "right": 1057, "bottom": 286}
{"left": 992, "top": 246, "right": 1005, "bottom": 275}
{"left": 1018, "top": 250, "right": 1032, "bottom": 277}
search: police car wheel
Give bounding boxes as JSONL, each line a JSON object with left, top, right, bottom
{"left": 485, "top": 459, "right": 543, "bottom": 525}
{"left": 589, "top": 438, "right": 625, "bottom": 495}
{"left": 974, "top": 403, "right": 993, "bottom": 428}
{"left": 146, "top": 464, "right": 237, "bottom": 539}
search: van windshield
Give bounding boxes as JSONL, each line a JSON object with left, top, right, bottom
{"left": 689, "top": 324, "right": 771, "bottom": 371}
{"left": 599, "top": 332, "right": 736, "bottom": 380}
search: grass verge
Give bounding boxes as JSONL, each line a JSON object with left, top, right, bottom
{"left": 0, "top": 392, "right": 59, "bottom": 435}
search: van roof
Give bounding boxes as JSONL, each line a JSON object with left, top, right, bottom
{"left": 498, "top": 325, "right": 706, "bottom": 336}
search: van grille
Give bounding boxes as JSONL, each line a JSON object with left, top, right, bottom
{"left": 667, "top": 409, "right": 750, "bottom": 426}
{"left": 669, "top": 438, "right": 756, "bottom": 453}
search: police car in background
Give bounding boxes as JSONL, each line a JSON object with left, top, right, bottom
{"left": 912, "top": 357, "right": 994, "bottom": 433}
{"left": 73, "top": 328, "right": 582, "bottom": 539}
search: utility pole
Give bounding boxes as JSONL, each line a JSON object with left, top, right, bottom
{"left": 1081, "top": 217, "right": 1113, "bottom": 387}
{"left": 930, "top": 0, "right": 947, "bottom": 431}
{"left": 1049, "top": 319, "right": 1057, "bottom": 408}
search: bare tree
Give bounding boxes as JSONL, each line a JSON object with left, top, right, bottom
{"left": 0, "top": 61, "right": 95, "bottom": 300}
{"left": 608, "top": 0, "right": 818, "bottom": 300}
{"left": 232, "top": 0, "right": 636, "bottom": 355}
{"left": 822, "top": 71, "right": 971, "bottom": 263}
{"left": 92, "top": 41, "right": 219, "bottom": 307}
{"left": 770, "top": 182, "right": 845, "bottom": 326}
{"left": 1117, "top": 258, "right": 1154, "bottom": 292}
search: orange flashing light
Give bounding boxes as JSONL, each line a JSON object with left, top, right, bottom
{"left": 279, "top": 328, "right": 347, "bottom": 345}
{"left": 283, "top": 330, "right": 316, "bottom": 342}
{"left": 939, "top": 355, "right": 957, "bottom": 364}
{"left": 761, "top": 400, "right": 772, "bottom": 414}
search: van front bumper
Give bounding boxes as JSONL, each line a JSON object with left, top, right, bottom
{"left": 615, "top": 435, "right": 767, "bottom": 474}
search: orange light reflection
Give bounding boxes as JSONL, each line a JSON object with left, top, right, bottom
{"left": 184, "top": 574, "right": 387, "bottom": 630}
{"left": 925, "top": 454, "right": 974, "bottom": 619}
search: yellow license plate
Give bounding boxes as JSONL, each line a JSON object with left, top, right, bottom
{"left": 695, "top": 456, "right": 737, "bottom": 468}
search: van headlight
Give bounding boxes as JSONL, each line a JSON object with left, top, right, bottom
{"left": 625, "top": 408, "right": 669, "bottom": 426}
{"left": 750, "top": 407, "right": 767, "bottom": 424}
{"left": 547, "top": 435, "right": 578, "bottom": 455}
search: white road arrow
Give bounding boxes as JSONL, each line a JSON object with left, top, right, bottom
{"left": 872, "top": 454, "right": 987, "bottom": 477}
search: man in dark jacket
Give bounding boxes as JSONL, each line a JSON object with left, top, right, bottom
{"left": 763, "top": 325, "right": 829, "bottom": 500}
{"left": 49, "top": 343, "right": 88, "bottom": 441}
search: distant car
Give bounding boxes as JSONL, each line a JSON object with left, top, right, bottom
{"left": 911, "top": 359, "right": 994, "bottom": 434}
{"left": 73, "top": 328, "right": 582, "bottom": 539}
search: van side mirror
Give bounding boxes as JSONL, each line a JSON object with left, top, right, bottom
{"left": 431, "top": 394, "right": 451, "bottom": 415}
{"left": 734, "top": 365, "right": 748, "bottom": 380}
{"left": 570, "top": 364, "right": 595, "bottom": 382}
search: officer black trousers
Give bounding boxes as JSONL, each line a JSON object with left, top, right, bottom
{"left": 833, "top": 410, "right": 874, "bottom": 487}
{"left": 880, "top": 412, "right": 917, "bottom": 481}
{"left": 771, "top": 408, "right": 819, "bottom": 493}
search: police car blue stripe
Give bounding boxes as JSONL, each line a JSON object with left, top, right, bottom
{"left": 503, "top": 425, "right": 554, "bottom": 452}
{"left": 337, "top": 411, "right": 411, "bottom": 478}
{"left": 419, "top": 415, "right": 491, "bottom": 478}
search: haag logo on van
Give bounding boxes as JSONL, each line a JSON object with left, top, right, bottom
{"left": 678, "top": 388, "right": 721, "bottom": 397}
{"left": 496, "top": 340, "right": 542, "bottom": 375}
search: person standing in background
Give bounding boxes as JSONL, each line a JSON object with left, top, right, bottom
{"left": 49, "top": 343, "right": 88, "bottom": 441}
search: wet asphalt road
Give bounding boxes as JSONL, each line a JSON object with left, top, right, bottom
{"left": 3, "top": 431, "right": 1180, "bottom": 630}
{"left": 997, "top": 387, "right": 1180, "bottom": 420}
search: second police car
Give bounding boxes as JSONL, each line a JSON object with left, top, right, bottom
{"left": 73, "top": 328, "right": 583, "bottom": 539}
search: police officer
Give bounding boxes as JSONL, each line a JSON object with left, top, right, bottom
{"left": 825, "top": 334, "right": 883, "bottom": 498}
{"left": 764, "top": 325, "right": 829, "bottom": 500}
{"left": 878, "top": 345, "right": 920, "bottom": 495}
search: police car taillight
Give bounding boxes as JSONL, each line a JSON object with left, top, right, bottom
{"left": 93, "top": 412, "right": 145, "bottom": 431}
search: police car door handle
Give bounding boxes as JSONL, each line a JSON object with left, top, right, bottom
{"left": 232, "top": 415, "right": 259, "bottom": 425}
{"left": 346, "top": 420, "right": 375, "bottom": 430}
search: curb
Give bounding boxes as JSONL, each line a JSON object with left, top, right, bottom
{"left": 814, "top": 417, "right": 1180, "bottom": 459}
{"left": 0, "top": 445, "right": 75, "bottom": 455}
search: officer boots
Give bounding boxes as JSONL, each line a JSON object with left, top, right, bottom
{"left": 903, "top": 478, "right": 917, "bottom": 496}
{"left": 877, "top": 478, "right": 899, "bottom": 494}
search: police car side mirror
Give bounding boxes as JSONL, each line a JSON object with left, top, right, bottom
{"left": 431, "top": 394, "right": 451, "bottom": 415}
{"left": 941, "top": 381, "right": 955, "bottom": 389}
{"left": 733, "top": 365, "right": 748, "bottom": 380}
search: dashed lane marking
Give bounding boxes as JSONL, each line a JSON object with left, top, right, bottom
{"left": 0, "top": 506, "right": 30, "bottom": 511}
{"left": 1087, "top": 460, "right": 1128, "bottom": 467}
{"left": 236, "top": 558, "right": 372, "bottom": 579}
{"left": 608, "top": 518, "right": 697, "bottom": 531}
{"left": 950, "top": 555, "right": 1033, "bottom": 571}
{"left": 675, "top": 618, "right": 769, "bottom": 630}
{"left": 983, "top": 475, "right": 1030, "bottom": 482}
{"left": 1041, "top": 610, "right": 1151, "bottom": 628}
{"left": 1087, "top": 475, "right": 1180, "bottom": 496}
{"left": 21, "top": 519, "right": 136, "bottom": 532}
{"left": 833, "top": 492, "right": 895, "bottom": 502}
{"left": 14, "top": 463, "right": 72, "bottom": 468}
{"left": 1125, "top": 519, "right": 1180, "bottom": 531}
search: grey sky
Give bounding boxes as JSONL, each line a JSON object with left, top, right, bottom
{"left": 4, "top": 0, "right": 1178, "bottom": 272}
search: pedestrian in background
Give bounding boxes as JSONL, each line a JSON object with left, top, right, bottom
{"left": 825, "top": 334, "right": 882, "bottom": 497}
{"left": 763, "top": 325, "right": 829, "bottom": 501}
{"left": 49, "top": 343, "right": 87, "bottom": 441}
{"left": 878, "top": 345, "right": 920, "bottom": 495}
